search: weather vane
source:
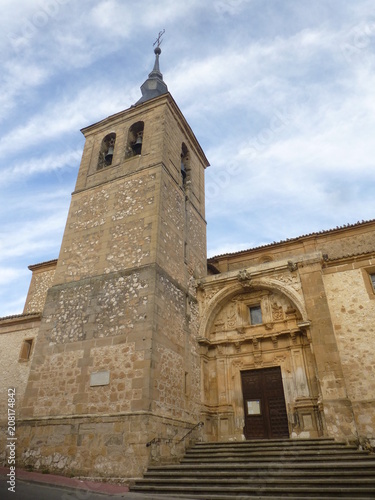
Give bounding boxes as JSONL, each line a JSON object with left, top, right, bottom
{"left": 153, "top": 29, "right": 165, "bottom": 49}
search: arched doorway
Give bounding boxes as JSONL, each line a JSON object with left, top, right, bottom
{"left": 198, "top": 275, "right": 323, "bottom": 441}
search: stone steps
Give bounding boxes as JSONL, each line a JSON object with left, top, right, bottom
{"left": 130, "top": 438, "right": 375, "bottom": 498}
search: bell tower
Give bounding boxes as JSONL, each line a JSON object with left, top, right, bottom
{"left": 19, "top": 41, "right": 209, "bottom": 478}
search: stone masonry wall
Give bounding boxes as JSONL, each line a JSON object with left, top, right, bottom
{"left": 17, "top": 413, "right": 203, "bottom": 479}
{"left": 21, "top": 268, "right": 152, "bottom": 419}
{"left": 323, "top": 259, "right": 375, "bottom": 447}
{"left": 54, "top": 171, "right": 158, "bottom": 286}
{"left": 151, "top": 272, "right": 201, "bottom": 422}
{"left": 0, "top": 320, "right": 39, "bottom": 465}
{"left": 23, "top": 266, "right": 56, "bottom": 314}
{"left": 158, "top": 173, "right": 185, "bottom": 286}
{"left": 213, "top": 222, "right": 375, "bottom": 274}
{"left": 319, "top": 228, "right": 375, "bottom": 261}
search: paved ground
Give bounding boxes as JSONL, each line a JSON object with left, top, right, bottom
{"left": 0, "top": 466, "right": 184, "bottom": 499}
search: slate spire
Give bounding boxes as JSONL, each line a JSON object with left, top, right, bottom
{"left": 135, "top": 42, "right": 168, "bottom": 105}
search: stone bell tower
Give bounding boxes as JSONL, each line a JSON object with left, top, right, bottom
{"left": 19, "top": 42, "right": 209, "bottom": 478}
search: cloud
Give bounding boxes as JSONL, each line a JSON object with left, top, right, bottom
{"left": 1, "top": 0, "right": 375, "bottom": 316}
{"left": 0, "top": 267, "right": 24, "bottom": 286}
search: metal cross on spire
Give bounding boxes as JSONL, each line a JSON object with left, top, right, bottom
{"left": 153, "top": 29, "right": 165, "bottom": 49}
{"left": 135, "top": 29, "right": 168, "bottom": 105}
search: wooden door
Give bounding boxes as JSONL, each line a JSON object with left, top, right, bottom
{"left": 241, "top": 367, "right": 289, "bottom": 439}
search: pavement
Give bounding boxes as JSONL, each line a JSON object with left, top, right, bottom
{"left": 0, "top": 466, "right": 183, "bottom": 499}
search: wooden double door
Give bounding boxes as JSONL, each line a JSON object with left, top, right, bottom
{"left": 241, "top": 367, "right": 289, "bottom": 440}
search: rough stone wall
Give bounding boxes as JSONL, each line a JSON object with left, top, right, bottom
{"left": 323, "top": 259, "right": 375, "bottom": 447}
{"left": 151, "top": 272, "right": 201, "bottom": 422}
{"left": 187, "top": 202, "right": 207, "bottom": 278}
{"left": 23, "top": 266, "right": 56, "bottom": 314}
{"left": 319, "top": 229, "right": 375, "bottom": 260}
{"left": 0, "top": 320, "right": 39, "bottom": 465}
{"left": 23, "top": 341, "right": 145, "bottom": 418}
{"left": 0, "top": 323, "right": 39, "bottom": 414}
{"left": 158, "top": 174, "right": 185, "bottom": 286}
{"left": 54, "top": 172, "right": 158, "bottom": 285}
{"left": 43, "top": 271, "right": 149, "bottom": 344}
{"left": 17, "top": 413, "right": 203, "bottom": 479}
{"left": 298, "top": 260, "right": 357, "bottom": 441}
{"left": 21, "top": 268, "right": 151, "bottom": 419}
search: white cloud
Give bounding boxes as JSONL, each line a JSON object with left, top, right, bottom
{"left": 1, "top": 0, "right": 375, "bottom": 315}
{"left": 0, "top": 267, "right": 24, "bottom": 286}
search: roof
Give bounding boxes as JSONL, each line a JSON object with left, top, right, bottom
{"left": 135, "top": 46, "right": 168, "bottom": 105}
{"left": 0, "top": 312, "right": 41, "bottom": 324}
{"left": 28, "top": 259, "right": 58, "bottom": 271}
{"left": 208, "top": 219, "right": 375, "bottom": 261}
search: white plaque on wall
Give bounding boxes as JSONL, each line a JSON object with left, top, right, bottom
{"left": 90, "top": 370, "right": 110, "bottom": 387}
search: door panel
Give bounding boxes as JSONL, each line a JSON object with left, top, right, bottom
{"left": 241, "top": 367, "right": 289, "bottom": 439}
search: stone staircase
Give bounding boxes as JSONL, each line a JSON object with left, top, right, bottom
{"left": 130, "top": 438, "right": 375, "bottom": 499}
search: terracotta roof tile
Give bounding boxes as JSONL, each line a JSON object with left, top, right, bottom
{"left": 208, "top": 219, "right": 375, "bottom": 261}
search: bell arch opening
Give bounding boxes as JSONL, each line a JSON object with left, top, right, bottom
{"left": 97, "top": 132, "right": 116, "bottom": 170}
{"left": 125, "top": 121, "right": 144, "bottom": 159}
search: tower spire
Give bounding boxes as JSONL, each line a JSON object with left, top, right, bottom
{"left": 136, "top": 30, "right": 168, "bottom": 105}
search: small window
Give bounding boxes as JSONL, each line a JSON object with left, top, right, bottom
{"left": 19, "top": 339, "right": 34, "bottom": 361}
{"left": 249, "top": 305, "right": 262, "bottom": 325}
{"left": 370, "top": 274, "right": 375, "bottom": 292}
{"left": 181, "top": 143, "right": 190, "bottom": 185}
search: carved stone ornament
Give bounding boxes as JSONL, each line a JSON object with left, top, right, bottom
{"left": 237, "top": 270, "right": 252, "bottom": 289}
{"left": 254, "top": 352, "right": 263, "bottom": 366}
{"left": 290, "top": 331, "right": 297, "bottom": 344}
{"left": 288, "top": 261, "right": 298, "bottom": 272}
{"left": 234, "top": 341, "right": 242, "bottom": 352}
{"left": 273, "top": 273, "right": 301, "bottom": 293}
{"left": 273, "top": 355, "right": 286, "bottom": 364}
{"left": 204, "top": 287, "right": 219, "bottom": 302}
{"left": 271, "top": 302, "right": 284, "bottom": 321}
{"left": 233, "top": 359, "right": 244, "bottom": 369}
{"left": 238, "top": 270, "right": 252, "bottom": 282}
{"left": 253, "top": 337, "right": 260, "bottom": 349}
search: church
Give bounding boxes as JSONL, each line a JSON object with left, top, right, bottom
{"left": 1, "top": 42, "right": 375, "bottom": 480}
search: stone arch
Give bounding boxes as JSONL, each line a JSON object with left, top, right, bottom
{"left": 125, "top": 121, "right": 144, "bottom": 158}
{"left": 199, "top": 276, "right": 308, "bottom": 339}
{"left": 97, "top": 132, "right": 116, "bottom": 170}
{"left": 199, "top": 275, "right": 322, "bottom": 442}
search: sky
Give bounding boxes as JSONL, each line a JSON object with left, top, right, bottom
{"left": 1, "top": 0, "right": 375, "bottom": 317}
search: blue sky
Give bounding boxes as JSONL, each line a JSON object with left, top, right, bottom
{"left": 1, "top": 0, "right": 375, "bottom": 317}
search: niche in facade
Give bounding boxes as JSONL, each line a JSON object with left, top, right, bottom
{"left": 181, "top": 142, "right": 190, "bottom": 186}
{"left": 97, "top": 133, "right": 116, "bottom": 170}
{"left": 125, "top": 121, "right": 144, "bottom": 159}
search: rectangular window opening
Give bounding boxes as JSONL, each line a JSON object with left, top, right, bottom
{"left": 19, "top": 339, "right": 34, "bottom": 361}
{"left": 370, "top": 273, "right": 375, "bottom": 292}
{"left": 249, "top": 305, "right": 262, "bottom": 325}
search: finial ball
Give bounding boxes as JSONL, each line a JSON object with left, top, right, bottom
{"left": 154, "top": 46, "right": 161, "bottom": 55}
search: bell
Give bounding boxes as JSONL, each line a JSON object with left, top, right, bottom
{"left": 105, "top": 145, "right": 114, "bottom": 165}
{"left": 132, "top": 132, "right": 143, "bottom": 155}
{"left": 181, "top": 161, "right": 186, "bottom": 182}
